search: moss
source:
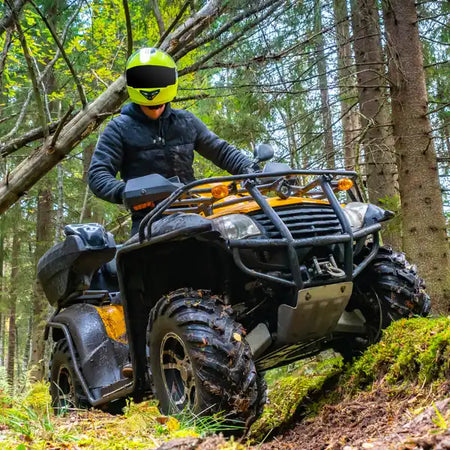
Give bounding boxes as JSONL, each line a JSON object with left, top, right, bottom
{"left": 22, "top": 381, "right": 52, "bottom": 416}
{"left": 344, "top": 317, "right": 450, "bottom": 394}
{"left": 249, "top": 354, "right": 343, "bottom": 440}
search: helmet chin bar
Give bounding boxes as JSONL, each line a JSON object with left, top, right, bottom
{"left": 125, "top": 48, "right": 178, "bottom": 106}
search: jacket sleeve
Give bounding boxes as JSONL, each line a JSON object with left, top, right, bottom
{"left": 88, "top": 119, "right": 126, "bottom": 204}
{"left": 191, "top": 114, "right": 253, "bottom": 175}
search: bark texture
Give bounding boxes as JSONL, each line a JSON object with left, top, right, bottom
{"left": 382, "top": 0, "right": 450, "bottom": 313}
{"left": 0, "top": 0, "right": 28, "bottom": 37}
{"left": 333, "top": 0, "right": 360, "bottom": 170}
{"left": 29, "top": 188, "right": 53, "bottom": 380}
{"left": 315, "top": 0, "right": 335, "bottom": 168}
{"left": 351, "top": 0, "right": 401, "bottom": 249}
{"left": 6, "top": 226, "right": 20, "bottom": 390}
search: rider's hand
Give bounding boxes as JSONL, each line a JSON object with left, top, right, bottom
{"left": 242, "top": 163, "right": 261, "bottom": 175}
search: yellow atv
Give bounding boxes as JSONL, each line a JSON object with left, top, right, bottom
{"left": 37, "top": 145, "right": 430, "bottom": 426}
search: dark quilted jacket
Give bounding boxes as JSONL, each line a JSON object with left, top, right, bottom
{"left": 88, "top": 103, "right": 253, "bottom": 205}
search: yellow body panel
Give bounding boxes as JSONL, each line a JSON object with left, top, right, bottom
{"left": 94, "top": 304, "right": 128, "bottom": 344}
{"left": 208, "top": 196, "right": 330, "bottom": 218}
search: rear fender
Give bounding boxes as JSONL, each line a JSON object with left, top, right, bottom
{"left": 48, "top": 303, "right": 129, "bottom": 401}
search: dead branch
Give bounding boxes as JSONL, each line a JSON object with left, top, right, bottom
{"left": 0, "top": 119, "right": 68, "bottom": 157}
{"left": 0, "top": 27, "right": 13, "bottom": 95}
{"left": 179, "top": 0, "right": 284, "bottom": 76}
{"left": 159, "top": 0, "right": 225, "bottom": 54}
{"left": 122, "top": 0, "right": 133, "bottom": 57}
{"left": 13, "top": 9, "right": 48, "bottom": 137}
{"left": 155, "top": 0, "right": 190, "bottom": 48}
{"left": 173, "top": 0, "right": 283, "bottom": 61}
{"left": 30, "top": 0, "right": 87, "bottom": 107}
{"left": 151, "top": 0, "right": 166, "bottom": 38}
{"left": 51, "top": 105, "right": 74, "bottom": 147}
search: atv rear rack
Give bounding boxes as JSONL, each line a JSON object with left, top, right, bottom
{"left": 136, "top": 170, "right": 381, "bottom": 292}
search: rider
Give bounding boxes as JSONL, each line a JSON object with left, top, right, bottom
{"left": 88, "top": 48, "right": 256, "bottom": 235}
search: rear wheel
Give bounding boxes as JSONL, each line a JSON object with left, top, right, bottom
{"left": 49, "top": 339, "right": 87, "bottom": 413}
{"left": 336, "top": 246, "right": 430, "bottom": 359}
{"left": 147, "top": 288, "right": 264, "bottom": 429}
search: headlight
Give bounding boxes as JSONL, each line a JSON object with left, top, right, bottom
{"left": 212, "top": 214, "right": 261, "bottom": 240}
{"left": 342, "top": 202, "right": 368, "bottom": 231}
{"left": 343, "top": 202, "right": 394, "bottom": 231}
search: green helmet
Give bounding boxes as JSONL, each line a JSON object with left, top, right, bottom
{"left": 125, "top": 48, "right": 178, "bottom": 106}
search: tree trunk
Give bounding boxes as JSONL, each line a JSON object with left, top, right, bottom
{"left": 29, "top": 187, "right": 53, "bottom": 380}
{"left": 314, "top": 0, "right": 335, "bottom": 168}
{"left": 333, "top": 0, "right": 360, "bottom": 170}
{"left": 6, "top": 225, "right": 20, "bottom": 391}
{"left": 23, "top": 316, "right": 32, "bottom": 372}
{"left": 350, "top": 0, "right": 401, "bottom": 249}
{"left": 0, "top": 314, "right": 3, "bottom": 366}
{"left": 382, "top": 0, "right": 450, "bottom": 313}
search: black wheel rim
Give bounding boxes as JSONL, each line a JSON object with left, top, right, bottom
{"left": 56, "top": 366, "right": 75, "bottom": 408}
{"left": 160, "top": 332, "right": 196, "bottom": 411}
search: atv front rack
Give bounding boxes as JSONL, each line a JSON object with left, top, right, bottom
{"left": 136, "top": 170, "right": 381, "bottom": 292}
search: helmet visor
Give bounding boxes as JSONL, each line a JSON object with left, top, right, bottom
{"left": 126, "top": 65, "right": 177, "bottom": 89}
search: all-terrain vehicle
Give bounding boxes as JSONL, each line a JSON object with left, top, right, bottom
{"left": 37, "top": 145, "right": 430, "bottom": 425}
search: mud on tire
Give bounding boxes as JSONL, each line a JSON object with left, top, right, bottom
{"left": 147, "top": 288, "right": 264, "bottom": 428}
{"left": 362, "top": 245, "right": 430, "bottom": 324}
{"left": 49, "top": 339, "right": 87, "bottom": 413}
{"left": 336, "top": 246, "right": 430, "bottom": 359}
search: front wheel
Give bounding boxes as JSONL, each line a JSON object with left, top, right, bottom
{"left": 147, "top": 288, "right": 264, "bottom": 428}
{"left": 336, "top": 246, "right": 430, "bottom": 359}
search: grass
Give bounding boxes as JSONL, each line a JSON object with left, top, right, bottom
{"left": 3, "top": 317, "right": 450, "bottom": 448}
{"left": 0, "top": 383, "right": 203, "bottom": 449}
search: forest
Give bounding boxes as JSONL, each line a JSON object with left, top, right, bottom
{"left": 0, "top": 0, "right": 449, "bottom": 448}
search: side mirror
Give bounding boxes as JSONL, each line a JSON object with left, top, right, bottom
{"left": 254, "top": 143, "right": 274, "bottom": 162}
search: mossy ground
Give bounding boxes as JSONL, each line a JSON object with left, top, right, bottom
{"left": 249, "top": 351, "right": 344, "bottom": 441}
{"left": 3, "top": 317, "right": 450, "bottom": 449}
{"left": 254, "top": 316, "right": 450, "bottom": 448}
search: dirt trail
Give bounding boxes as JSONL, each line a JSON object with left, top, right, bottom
{"left": 258, "top": 390, "right": 450, "bottom": 449}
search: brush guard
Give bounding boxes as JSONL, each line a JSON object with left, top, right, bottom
{"left": 135, "top": 170, "right": 381, "bottom": 300}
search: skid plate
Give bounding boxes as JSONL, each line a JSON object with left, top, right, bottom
{"left": 277, "top": 282, "right": 353, "bottom": 344}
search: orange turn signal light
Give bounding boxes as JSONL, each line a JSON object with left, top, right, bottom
{"left": 133, "top": 201, "right": 155, "bottom": 211}
{"left": 211, "top": 184, "right": 229, "bottom": 199}
{"left": 337, "top": 178, "right": 353, "bottom": 191}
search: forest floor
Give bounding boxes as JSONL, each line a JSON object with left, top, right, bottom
{"left": 2, "top": 317, "right": 450, "bottom": 449}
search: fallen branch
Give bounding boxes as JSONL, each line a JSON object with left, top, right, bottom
{"left": 0, "top": 0, "right": 230, "bottom": 213}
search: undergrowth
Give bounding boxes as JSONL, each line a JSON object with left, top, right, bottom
{"left": 0, "top": 382, "right": 239, "bottom": 449}
{"left": 3, "top": 317, "right": 450, "bottom": 448}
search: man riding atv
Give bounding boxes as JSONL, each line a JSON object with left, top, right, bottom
{"left": 38, "top": 47, "right": 430, "bottom": 430}
{"left": 88, "top": 47, "right": 256, "bottom": 235}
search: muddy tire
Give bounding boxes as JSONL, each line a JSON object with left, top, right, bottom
{"left": 336, "top": 246, "right": 430, "bottom": 359}
{"left": 147, "top": 288, "right": 263, "bottom": 428}
{"left": 49, "top": 339, "right": 87, "bottom": 413}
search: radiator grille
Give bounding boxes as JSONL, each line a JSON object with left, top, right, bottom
{"left": 250, "top": 204, "right": 342, "bottom": 239}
